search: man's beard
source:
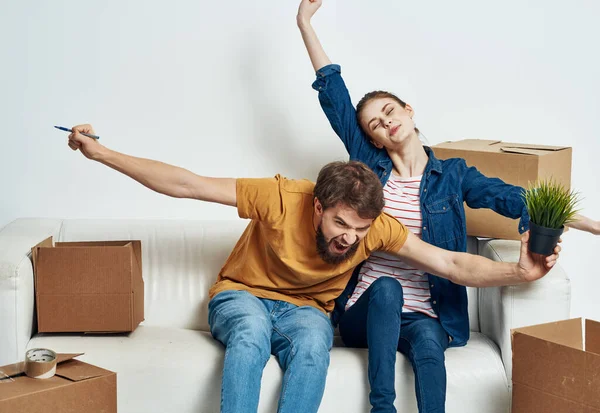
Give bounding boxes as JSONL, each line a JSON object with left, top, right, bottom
{"left": 315, "top": 225, "right": 360, "bottom": 265}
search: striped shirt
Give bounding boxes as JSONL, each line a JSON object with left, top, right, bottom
{"left": 346, "top": 173, "right": 437, "bottom": 318}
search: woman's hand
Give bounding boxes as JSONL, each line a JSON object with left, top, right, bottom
{"left": 297, "top": 0, "right": 323, "bottom": 28}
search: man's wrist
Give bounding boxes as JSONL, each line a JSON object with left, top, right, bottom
{"left": 513, "top": 263, "right": 526, "bottom": 284}
{"left": 92, "top": 146, "right": 110, "bottom": 162}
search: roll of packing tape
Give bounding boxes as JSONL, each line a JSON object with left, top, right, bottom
{"left": 24, "top": 348, "right": 57, "bottom": 379}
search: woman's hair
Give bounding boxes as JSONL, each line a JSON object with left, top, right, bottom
{"left": 314, "top": 161, "right": 384, "bottom": 220}
{"left": 356, "top": 90, "right": 408, "bottom": 116}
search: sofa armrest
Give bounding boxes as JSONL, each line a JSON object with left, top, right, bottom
{"left": 0, "top": 218, "right": 64, "bottom": 366}
{"left": 477, "top": 239, "right": 571, "bottom": 386}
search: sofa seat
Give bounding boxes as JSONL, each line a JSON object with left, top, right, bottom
{"left": 29, "top": 326, "right": 508, "bottom": 413}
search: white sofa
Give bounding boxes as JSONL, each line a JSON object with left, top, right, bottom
{"left": 0, "top": 218, "right": 571, "bottom": 413}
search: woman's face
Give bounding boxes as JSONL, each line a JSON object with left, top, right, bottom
{"left": 359, "top": 97, "right": 416, "bottom": 149}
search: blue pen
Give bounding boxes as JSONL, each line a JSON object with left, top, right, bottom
{"left": 54, "top": 125, "right": 100, "bottom": 140}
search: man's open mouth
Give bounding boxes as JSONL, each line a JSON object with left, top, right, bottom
{"left": 332, "top": 239, "right": 350, "bottom": 253}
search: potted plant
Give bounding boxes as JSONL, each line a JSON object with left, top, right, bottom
{"left": 523, "top": 179, "right": 581, "bottom": 255}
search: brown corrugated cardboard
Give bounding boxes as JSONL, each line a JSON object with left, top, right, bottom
{"left": 32, "top": 237, "right": 144, "bottom": 333}
{"left": 0, "top": 354, "right": 117, "bottom": 413}
{"left": 431, "top": 139, "right": 572, "bottom": 240}
{"left": 511, "top": 318, "right": 600, "bottom": 413}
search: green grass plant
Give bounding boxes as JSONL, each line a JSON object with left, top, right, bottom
{"left": 523, "top": 179, "right": 581, "bottom": 229}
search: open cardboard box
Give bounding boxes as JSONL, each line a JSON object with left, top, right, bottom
{"left": 432, "top": 139, "right": 572, "bottom": 240}
{"left": 0, "top": 354, "right": 116, "bottom": 413}
{"left": 32, "top": 237, "right": 144, "bottom": 333}
{"left": 511, "top": 318, "right": 600, "bottom": 412}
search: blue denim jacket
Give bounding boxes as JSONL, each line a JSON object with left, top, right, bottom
{"left": 312, "top": 64, "right": 530, "bottom": 347}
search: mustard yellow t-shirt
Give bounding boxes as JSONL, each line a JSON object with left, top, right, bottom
{"left": 208, "top": 175, "right": 409, "bottom": 313}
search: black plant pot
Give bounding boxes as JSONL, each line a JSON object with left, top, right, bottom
{"left": 528, "top": 221, "right": 564, "bottom": 255}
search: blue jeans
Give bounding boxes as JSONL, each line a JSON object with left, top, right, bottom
{"left": 208, "top": 290, "right": 334, "bottom": 413}
{"left": 339, "top": 277, "right": 450, "bottom": 413}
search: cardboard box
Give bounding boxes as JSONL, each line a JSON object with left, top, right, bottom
{"left": 32, "top": 237, "right": 144, "bottom": 333}
{"left": 0, "top": 354, "right": 117, "bottom": 413}
{"left": 511, "top": 318, "right": 600, "bottom": 413}
{"left": 431, "top": 139, "right": 572, "bottom": 240}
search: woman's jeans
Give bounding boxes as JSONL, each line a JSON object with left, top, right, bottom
{"left": 339, "top": 277, "right": 450, "bottom": 413}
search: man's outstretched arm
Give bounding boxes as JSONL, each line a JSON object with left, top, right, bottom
{"left": 392, "top": 231, "right": 560, "bottom": 288}
{"left": 67, "top": 124, "right": 237, "bottom": 207}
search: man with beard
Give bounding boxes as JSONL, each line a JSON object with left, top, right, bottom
{"left": 66, "top": 124, "right": 560, "bottom": 413}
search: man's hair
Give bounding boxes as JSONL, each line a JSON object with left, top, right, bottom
{"left": 314, "top": 161, "right": 384, "bottom": 219}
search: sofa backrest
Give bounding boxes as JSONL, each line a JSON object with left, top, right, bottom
{"left": 57, "top": 219, "right": 480, "bottom": 332}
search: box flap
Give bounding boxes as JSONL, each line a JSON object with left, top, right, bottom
{"left": 56, "top": 353, "right": 85, "bottom": 364}
{"left": 484, "top": 140, "right": 568, "bottom": 153}
{"left": 55, "top": 359, "right": 114, "bottom": 382}
{"left": 512, "top": 318, "right": 583, "bottom": 350}
{"left": 129, "top": 240, "right": 145, "bottom": 328}
{"left": 31, "top": 236, "right": 53, "bottom": 260}
{"left": 0, "top": 353, "right": 83, "bottom": 378}
{"left": 0, "top": 361, "right": 24, "bottom": 378}
{"left": 500, "top": 147, "right": 547, "bottom": 156}
{"left": 55, "top": 240, "right": 133, "bottom": 248}
{"left": 586, "top": 319, "right": 600, "bottom": 356}
{"left": 0, "top": 375, "right": 69, "bottom": 401}
{"left": 501, "top": 143, "right": 569, "bottom": 151}
{"left": 130, "top": 240, "right": 142, "bottom": 277}
{"left": 31, "top": 236, "right": 53, "bottom": 283}
{"left": 501, "top": 145, "right": 569, "bottom": 156}
{"left": 512, "top": 332, "right": 586, "bottom": 403}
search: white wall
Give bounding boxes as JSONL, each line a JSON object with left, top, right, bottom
{"left": 2, "top": 0, "right": 598, "bottom": 321}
